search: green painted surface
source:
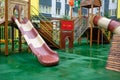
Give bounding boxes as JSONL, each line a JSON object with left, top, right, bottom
{"left": 0, "top": 41, "right": 120, "bottom": 80}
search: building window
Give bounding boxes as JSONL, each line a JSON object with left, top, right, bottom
{"left": 65, "top": 9, "right": 69, "bottom": 15}
{"left": 40, "top": 5, "right": 43, "bottom": 13}
{"left": 109, "top": 9, "right": 116, "bottom": 16}
{"left": 48, "top": 7, "right": 51, "bottom": 14}
{"left": 46, "top": 6, "right": 48, "bottom": 13}
{"left": 112, "top": 0, "right": 115, "bottom": 3}
{"left": 40, "top": 5, "right": 51, "bottom": 14}
{"left": 65, "top": 0, "right": 68, "bottom": 4}
{"left": 42, "top": 5, "right": 46, "bottom": 13}
{"left": 56, "top": 0, "right": 61, "bottom": 2}
{"left": 56, "top": 8, "right": 60, "bottom": 15}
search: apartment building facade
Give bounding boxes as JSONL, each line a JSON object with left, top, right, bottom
{"left": 103, "top": 0, "right": 118, "bottom": 20}
{"left": 39, "top": 0, "right": 118, "bottom": 20}
{"left": 39, "top": 0, "right": 78, "bottom": 19}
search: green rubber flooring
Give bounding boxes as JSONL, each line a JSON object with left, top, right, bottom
{"left": 0, "top": 41, "right": 120, "bottom": 80}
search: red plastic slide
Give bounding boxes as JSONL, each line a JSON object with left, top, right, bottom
{"left": 12, "top": 16, "right": 59, "bottom": 66}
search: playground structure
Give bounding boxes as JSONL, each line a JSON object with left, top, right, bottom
{"left": 68, "top": 0, "right": 119, "bottom": 72}
{"left": 80, "top": 0, "right": 110, "bottom": 45}
{"left": 0, "top": 0, "right": 59, "bottom": 66}
{"left": 30, "top": 1, "right": 74, "bottom": 49}
{"left": 73, "top": 0, "right": 111, "bottom": 45}
{"left": 30, "top": 2, "right": 61, "bottom": 49}
{"left": 0, "top": 0, "right": 31, "bottom": 55}
{"left": 0, "top": 0, "right": 120, "bottom": 71}
{"left": 77, "top": 0, "right": 120, "bottom": 72}
{"left": 12, "top": 16, "right": 59, "bottom": 66}
{"left": 93, "top": 15, "right": 120, "bottom": 72}
{"left": 60, "top": 20, "right": 74, "bottom": 49}
{"left": 106, "top": 34, "right": 120, "bottom": 72}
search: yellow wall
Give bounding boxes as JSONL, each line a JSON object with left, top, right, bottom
{"left": 117, "top": 0, "right": 120, "bottom": 18}
{"left": 31, "top": 0, "right": 39, "bottom": 16}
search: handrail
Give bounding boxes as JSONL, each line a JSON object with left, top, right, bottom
{"left": 38, "top": 24, "right": 59, "bottom": 48}
{"left": 31, "top": 5, "right": 52, "bottom": 24}
{"left": 74, "top": 16, "right": 89, "bottom": 41}
{"left": 31, "top": 9, "right": 59, "bottom": 47}
{"left": 33, "top": 9, "right": 57, "bottom": 43}
{"left": 31, "top": 10, "right": 52, "bottom": 37}
{"left": 28, "top": 5, "right": 58, "bottom": 46}
{"left": 31, "top": 10, "right": 51, "bottom": 30}
{"left": 74, "top": 17, "right": 82, "bottom": 31}
{"left": 31, "top": 6, "right": 52, "bottom": 31}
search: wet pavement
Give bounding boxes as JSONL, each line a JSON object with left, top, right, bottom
{"left": 0, "top": 41, "right": 120, "bottom": 80}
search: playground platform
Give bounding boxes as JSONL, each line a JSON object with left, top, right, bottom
{"left": 0, "top": 40, "right": 120, "bottom": 80}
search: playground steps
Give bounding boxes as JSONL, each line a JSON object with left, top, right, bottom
{"left": 36, "top": 28, "right": 59, "bottom": 49}
{"left": 39, "top": 21, "right": 59, "bottom": 49}
{"left": 74, "top": 16, "right": 89, "bottom": 41}
{"left": 106, "top": 34, "right": 120, "bottom": 72}
{"left": 74, "top": 17, "right": 82, "bottom": 39}
{"left": 87, "top": 28, "right": 110, "bottom": 44}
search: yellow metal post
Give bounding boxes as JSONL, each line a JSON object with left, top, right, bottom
{"left": 117, "top": 0, "right": 120, "bottom": 19}
{"left": 31, "top": 0, "right": 39, "bottom": 16}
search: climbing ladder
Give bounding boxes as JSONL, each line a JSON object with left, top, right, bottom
{"left": 74, "top": 16, "right": 89, "bottom": 41}
{"left": 106, "top": 34, "right": 120, "bottom": 72}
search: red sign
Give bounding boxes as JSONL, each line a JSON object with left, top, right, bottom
{"left": 61, "top": 20, "right": 74, "bottom": 30}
